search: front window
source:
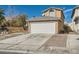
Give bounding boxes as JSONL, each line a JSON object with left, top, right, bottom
{"left": 49, "top": 10, "right": 55, "bottom": 17}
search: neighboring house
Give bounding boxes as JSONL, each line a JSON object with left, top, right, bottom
{"left": 72, "top": 7, "right": 79, "bottom": 32}
{"left": 28, "top": 8, "right": 64, "bottom": 34}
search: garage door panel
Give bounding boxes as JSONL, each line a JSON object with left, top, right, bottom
{"left": 30, "top": 22, "right": 56, "bottom": 34}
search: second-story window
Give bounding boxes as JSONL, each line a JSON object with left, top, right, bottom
{"left": 42, "top": 13, "right": 45, "bottom": 16}
{"left": 49, "top": 10, "right": 55, "bottom": 17}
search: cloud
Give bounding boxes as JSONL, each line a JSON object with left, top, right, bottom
{"left": 64, "top": 9, "right": 73, "bottom": 13}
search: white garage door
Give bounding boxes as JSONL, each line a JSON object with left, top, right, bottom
{"left": 30, "top": 22, "right": 56, "bottom": 34}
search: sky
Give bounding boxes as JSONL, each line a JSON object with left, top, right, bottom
{"left": 0, "top": 5, "right": 77, "bottom": 23}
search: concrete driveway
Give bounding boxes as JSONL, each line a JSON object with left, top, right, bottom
{"left": 0, "top": 33, "right": 53, "bottom": 53}
{"left": 1, "top": 33, "right": 79, "bottom": 54}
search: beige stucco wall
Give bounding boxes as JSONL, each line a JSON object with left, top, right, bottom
{"left": 74, "top": 9, "right": 79, "bottom": 17}
{"left": 76, "top": 24, "right": 79, "bottom": 31}
{"left": 72, "top": 9, "right": 79, "bottom": 21}
{"left": 42, "top": 9, "right": 62, "bottom": 18}
{"left": 55, "top": 10, "right": 61, "bottom": 18}
{"left": 55, "top": 21, "right": 58, "bottom": 33}
{"left": 74, "top": 24, "right": 79, "bottom": 32}
{"left": 27, "top": 22, "right": 31, "bottom": 33}
{"left": 72, "top": 8, "right": 79, "bottom": 32}
{"left": 70, "top": 21, "right": 79, "bottom": 32}
{"left": 57, "top": 20, "right": 64, "bottom": 33}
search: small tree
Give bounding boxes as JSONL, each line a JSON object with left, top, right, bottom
{"left": 0, "top": 9, "right": 5, "bottom": 26}
{"left": 63, "top": 24, "right": 72, "bottom": 33}
{"left": 5, "top": 14, "right": 28, "bottom": 31}
{"left": 17, "top": 14, "right": 27, "bottom": 27}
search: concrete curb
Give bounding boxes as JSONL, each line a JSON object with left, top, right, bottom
{"left": 0, "top": 49, "right": 33, "bottom": 54}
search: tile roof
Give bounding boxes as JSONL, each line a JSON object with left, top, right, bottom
{"left": 71, "top": 6, "right": 79, "bottom": 18}
{"left": 42, "top": 8, "right": 63, "bottom": 13}
{"left": 29, "top": 16, "right": 61, "bottom": 22}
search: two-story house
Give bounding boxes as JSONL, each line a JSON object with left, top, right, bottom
{"left": 72, "top": 7, "right": 79, "bottom": 32}
{"left": 28, "top": 8, "right": 64, "bottom": 34}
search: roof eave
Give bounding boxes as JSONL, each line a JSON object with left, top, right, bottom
{"left": 42, "top": 8, "right": 63, "bottom": 13}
